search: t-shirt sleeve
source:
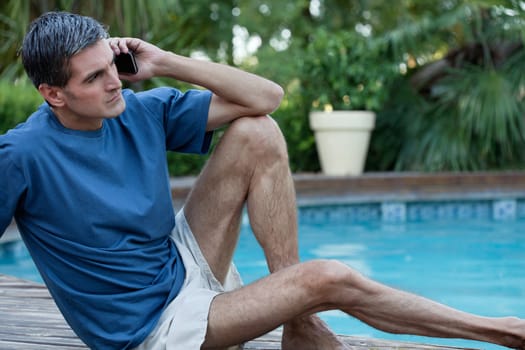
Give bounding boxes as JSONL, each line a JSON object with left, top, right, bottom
{"left": 137, "top": 87, "right": 213, "bottom": 154}
{"left": 0, "top": 139, "right": 27, "bottom": 237}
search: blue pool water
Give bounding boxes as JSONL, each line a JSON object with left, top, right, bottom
{"left": 1, "top": 207, "right": 524, "bottom": 350}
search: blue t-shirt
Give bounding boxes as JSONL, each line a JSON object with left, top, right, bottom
{"left": 0, "top": 87, "right": 213, "bottom": 349}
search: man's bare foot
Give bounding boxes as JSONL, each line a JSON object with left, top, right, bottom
{"left": 281, "top": 314, "right": 353, "bottom": 350}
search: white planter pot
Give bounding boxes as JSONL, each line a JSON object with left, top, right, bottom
{"left": 309, "top": 110, "right": 376, "bottom": 176}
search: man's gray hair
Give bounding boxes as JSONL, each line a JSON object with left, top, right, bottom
{"left": 21, "top": 11, "right": 109, "bottom": 88}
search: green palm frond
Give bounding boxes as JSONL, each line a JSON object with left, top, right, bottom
{"left": 380, "top": 1, "right": 525, "bottom": 61}
{"left": 502, "top": 47, "right": 525, "bottom": 93}
{"left": 0, "top": 1, "right": 31, "bottom": 80}
{"left": 390, "top": 61, "right": 525, "bottom": 171}
{"left": 380, "top": 3, "right": 477, "bottom": 58}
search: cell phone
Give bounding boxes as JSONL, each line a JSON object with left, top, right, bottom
{"left": 115, "top": 52, "right": 138, "bottom": 75}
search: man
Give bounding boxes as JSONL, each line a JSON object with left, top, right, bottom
{"left": 1, "top": 11, "right": 524, "bottom": 350}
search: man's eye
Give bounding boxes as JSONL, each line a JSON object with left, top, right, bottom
{"left": 87, "top": 73, "right": 99, "bottom": 82}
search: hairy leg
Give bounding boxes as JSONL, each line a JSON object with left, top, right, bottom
{"left": 232, "top": 117, "right": 342, "bottom": 348}
{"left": 185, "top": 116, "right": 345, "bottom": 348}
{"left": 184, "top": 115, "right": 297, "bottom": 281}
{"left": 333, "top": 262, "right": 525, "bottom": 350}
{"left": 203, "top": 260, "right": 525, "bottom": 350}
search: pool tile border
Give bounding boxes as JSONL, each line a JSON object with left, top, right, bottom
{"left": 291, "top": 172, "right": 525, "bottom": 223}
{"left": 298, "top": 198, "right": 525, "bottom": 224}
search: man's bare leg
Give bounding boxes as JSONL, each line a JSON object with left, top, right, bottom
{"left": 202, "top": 260, "right": 525, "bottom": 350}
{"left": 238, "top": 118, "right": 345, "bottom": 348}
{"left": 184, "top": 116, "right": 345, "bottom": 348}
{"left": 184, "top": 115, "right": 297, "bottom": 280}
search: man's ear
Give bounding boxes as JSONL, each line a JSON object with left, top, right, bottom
{"left": 38, "top": 84, "right": 65, "bottom": 107}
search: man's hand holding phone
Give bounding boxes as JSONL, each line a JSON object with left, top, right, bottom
{"left": 115, "top": 52, "right": 138, "bottom": 75}
{"left": 109, "top": 37, "right": 168, "bottom": 82}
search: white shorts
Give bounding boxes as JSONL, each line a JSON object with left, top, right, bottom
{"left": 133, "top": 209, "right": 243, "bottom": 350}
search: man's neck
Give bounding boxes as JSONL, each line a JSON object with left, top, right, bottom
{"left": 51, "top": 107, "right": 104, "bottom": 131}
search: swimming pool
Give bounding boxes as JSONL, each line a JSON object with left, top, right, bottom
{"left": 1, "top": 201, "right": 524, "bottom": 350}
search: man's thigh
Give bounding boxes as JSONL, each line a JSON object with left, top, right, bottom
{"left": 202, "top": 262, "right": 323, "bottom": 349}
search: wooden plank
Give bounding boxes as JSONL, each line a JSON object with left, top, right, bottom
{"left": 0, "top": 275, "right": 88, "bottom": 349}
{"left": 0, "top": 274, "right": 473, "bottom": 350}
{"left": 0, "top": 341, "right": 85, "bottom": 350}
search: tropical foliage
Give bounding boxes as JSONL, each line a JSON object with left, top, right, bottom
{"left": 368, "top": 0, "right": 525, "bottom": 171}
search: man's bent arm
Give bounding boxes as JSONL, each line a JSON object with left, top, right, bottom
{"left": 157, "top": 53, "right": 283, "bottom": 129}
{"left": 111, "top": 38, "right": 284, "bottom": 129}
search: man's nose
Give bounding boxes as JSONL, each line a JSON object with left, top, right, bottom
{"left": 107, "top": 68, "right": 122, "bottom": 90}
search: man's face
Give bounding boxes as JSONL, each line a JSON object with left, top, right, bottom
{"left": 54, "top": 39, "right": 125, "bottom": 130}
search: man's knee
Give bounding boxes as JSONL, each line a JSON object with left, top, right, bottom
{"left": 226, "top": 116, "right": 288, "bottom": 163}
{"left": 299, "top": 260, "right": 364, "bottom": 304}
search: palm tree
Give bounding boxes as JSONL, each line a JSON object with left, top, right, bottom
{"left": 368, "top": 0, "right": 525, "bottom": 171}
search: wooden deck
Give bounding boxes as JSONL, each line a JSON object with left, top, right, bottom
{"left": 0, "top": 274, "right": 475, "bottom": 350}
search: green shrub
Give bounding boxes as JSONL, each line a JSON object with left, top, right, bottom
{"left": 301, "top": 28, "right": 397, "bottom": 112}
{"left": 0, "top": 78, "right": 43, "bottom": 134}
